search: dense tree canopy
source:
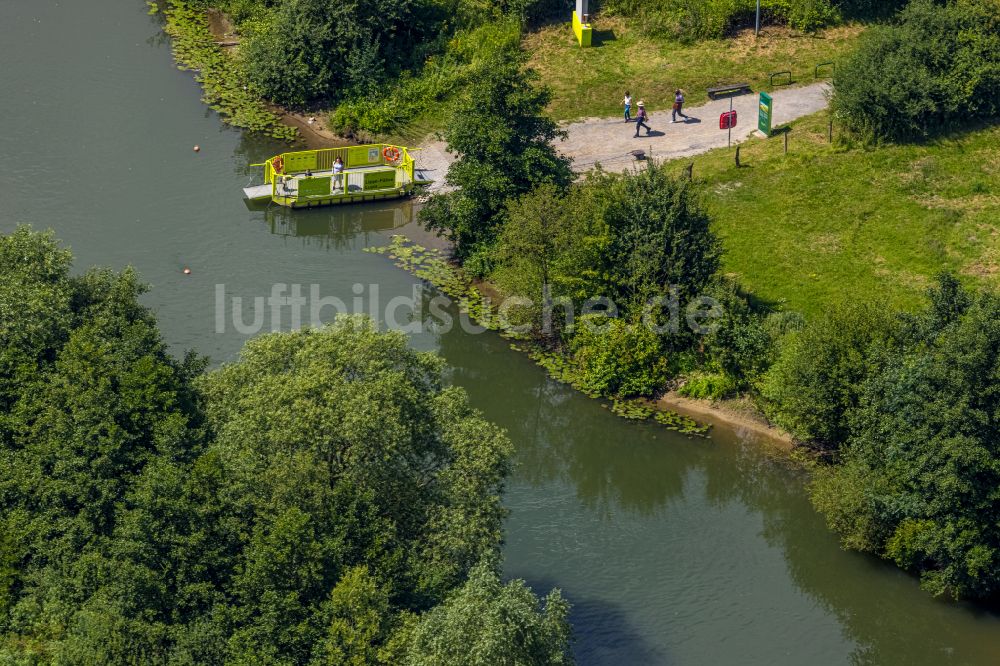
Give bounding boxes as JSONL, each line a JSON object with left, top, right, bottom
{"left": 419, "top": 48, "right": 573, "bottom": 263}
{"left": 0, "top": 227, "right": 573, "bottom": 664}
{"left": 811, "top": 277, "right": 1000, "bottom": 599}
{"left": 832, "top": 0, "right": 1000, "bottom": 142}
{"left": 238, "top": 0, "right": 438, "bottom": 108}
{"left": 759, "top": 302, "right": 898, "bottom": 447}
{"left": 486, "top": 162, "right": 721, "bottom": 398}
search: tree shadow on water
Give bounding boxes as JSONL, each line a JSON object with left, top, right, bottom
{"left": 515, "top": 576, "right": 671, "bottom": 665}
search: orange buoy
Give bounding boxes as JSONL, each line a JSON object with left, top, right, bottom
{"left": 382, "top": 146, "right": 401, "bottom": 163}
{"left": 193, "top": 145, "right": 200, "bottom": 152}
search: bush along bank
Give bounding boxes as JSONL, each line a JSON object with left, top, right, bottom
{"left": 159, "top": 1, "right": 298, "bottom": 141}
{"left": 365, "top": 236, "right": 711, "bottom": 438}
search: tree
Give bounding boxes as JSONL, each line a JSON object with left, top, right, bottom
{"left": 759, "top": 301, "right": 898, "bottom": 448}
{"left": 490, "top": 184, "right": 601, "bottom": 335}
{"left": 832, "top": 0, "right": 1000, "bottom": 142}
{"left": 398, "top": 562, "right": 573, "bottom": 665}
{"left": 241, "top": 0, "right": 426, "bottom": 108}
{"left": 420, "top": 47, "right": 572, "bottom": 261}
{"left": 196, "top": 317, "right": 514, "bottom": 660}
{"left": 594, "top": 161, "right": 720, "bottom": 322}
{"left": 811, "top": 278, "right": 1000, "bottom": 598}
{"left": 1, "top": 229, "right": 572, "bottom": 663}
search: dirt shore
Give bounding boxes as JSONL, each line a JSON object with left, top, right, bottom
{"left": 657, "top": 391, "right": 794, "bottom": 450}
{"left": 278, "top": 111, "right": 349, "bottom": 148}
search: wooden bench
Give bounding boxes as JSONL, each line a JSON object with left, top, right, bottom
{"left": 707, "top": 83, "right": 752, "bottom": 99}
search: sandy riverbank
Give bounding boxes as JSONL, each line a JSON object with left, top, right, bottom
{"left": 657, "top": 391, "right": 794, "bottom": 450}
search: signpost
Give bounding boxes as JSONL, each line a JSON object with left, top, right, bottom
{"left": 719, "top": 94, "right": 737, "bottom": 147}
{"left": 758, "top": 91, "right": 773, "bottom": 137}
{"left": 572, "top": 0, "right": 592, "bottom": 47}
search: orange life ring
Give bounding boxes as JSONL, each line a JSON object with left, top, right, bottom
{"left": 382, "top": 146, "right": 401, "bottom": 163}
{"left": 272, "top": 155, "right": 284, "bottom": 173}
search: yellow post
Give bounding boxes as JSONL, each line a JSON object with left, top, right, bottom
{"left": 572, "top": 11, "right": 592, "bottom": 47}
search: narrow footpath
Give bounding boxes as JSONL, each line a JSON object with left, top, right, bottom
{"left": 418, "top": 82, "right": 830, "bottom": 191}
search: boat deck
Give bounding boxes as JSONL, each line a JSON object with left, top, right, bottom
{"left": 243, "top": 165, "right": 432, "bottom": 201}
{"left": 243, "top": 164, "right": 403, "bottom": 202}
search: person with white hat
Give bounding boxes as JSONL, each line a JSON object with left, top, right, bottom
{"left": 633, "top": 100, "right": 651, "bottom": 137}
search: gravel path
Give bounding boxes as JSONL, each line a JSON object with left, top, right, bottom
{"left": 417, "top": 83, "right": 830, "bottom": 192}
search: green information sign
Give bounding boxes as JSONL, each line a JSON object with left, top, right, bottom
{"left": 363, "top": 170, "right": 397, "bottom": 191}
{"left": 758, "top": 91, "right": 773, "bottom": 137}
{"left": 298, "top": 176, "right": 332, "bottom": 198}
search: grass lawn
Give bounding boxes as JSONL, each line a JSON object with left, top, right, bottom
{"left": 659, "top": 114, "right": 1000, "bottom": 317}
{"left": 526, "top": 17, "right": 864, "bottom": 122}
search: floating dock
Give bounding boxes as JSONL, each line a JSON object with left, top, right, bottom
{"left": 243, "top": 144, "right": 431, "bottom": 208}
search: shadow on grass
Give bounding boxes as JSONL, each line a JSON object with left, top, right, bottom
{"left": 591, "top": 27, "right": 617, "bottom": 47}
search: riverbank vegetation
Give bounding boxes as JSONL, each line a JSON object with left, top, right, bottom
{"left": 160, "top": 1, "right": 297, "bottom": 140}
{"left": 0, "top": 227, "right": 572, "bottom": 663}
{"left": 166, "top": 0, "right": 879, "bottom": 141}
{"left": 784, "top": 276, "right": 1000, "bottom": 599}
{"left": 410, "top": 0, "right": 1000, "bottom": 601}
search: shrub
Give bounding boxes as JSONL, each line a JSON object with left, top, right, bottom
{"left": 758, "top": 301, "right": 899, "bottom": 448}
{"left": 329, "top": 20, "right": 523, "bottom": 137}
{"left": 569, "top": 315, "right": 671, "bottom": 397}
{"left": 601, "top": 0, "right": 845, "bottom": 40}
{"left": 832, "top": 0, "right": 1000, "bottom": 142}
{"left": 240, "top": 0, "right": 431, "bottom": 109}
{"left": 810, "top": 281, "right": 1000, "bottom": 598}
{"left": 596, "top": 161, "right": 721, "bottom": 321}
{"left": 678, "top": 371, "right": 738, "bottom": 400}
{"left": 700, "top": 278, "right": 779, "bottom": 388}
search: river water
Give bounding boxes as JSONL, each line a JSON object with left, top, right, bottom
{"left": 2, "top": 2, "right": 999, "bottom": 664}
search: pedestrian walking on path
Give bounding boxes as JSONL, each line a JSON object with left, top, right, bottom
{"left": 622, "top": 92, "right": 632, "bottom": 122}
{"left": 672, "top": 89, "right": 688, "bottom": 123}
{"left": 633, "top": 101, "right": 651, "bottom": 137}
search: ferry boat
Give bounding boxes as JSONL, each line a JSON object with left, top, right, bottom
{"left": 243, "top": 144, "right": 431, "bottom": 208}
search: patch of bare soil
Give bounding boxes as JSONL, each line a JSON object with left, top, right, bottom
{"left": 207, "top": 9, "right": 237, "bottom": 46}
{"left": 658, "top": 391, "right": 794, "bottom": 450}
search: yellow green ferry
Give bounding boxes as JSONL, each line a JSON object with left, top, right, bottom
{"left": 243, "top": 144, "right": 430, "bottom": 208}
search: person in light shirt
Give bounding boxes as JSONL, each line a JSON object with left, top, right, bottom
{"left": 672, "top": 89, "right": 689, "bottom": 123}
{"left": 333, "top": 156, "right": 344, "bottom": 192}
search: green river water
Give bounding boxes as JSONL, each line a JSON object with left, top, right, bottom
{"left": 2, "top": 2, "right": 1000, "bottom": 663}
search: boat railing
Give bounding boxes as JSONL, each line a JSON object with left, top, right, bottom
{"left": 262, "top": 144, "right": 415, "bottom": 203}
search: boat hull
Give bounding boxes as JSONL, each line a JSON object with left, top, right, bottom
{"left": 279, "top": 187, "right": 412, "bottom": 209}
